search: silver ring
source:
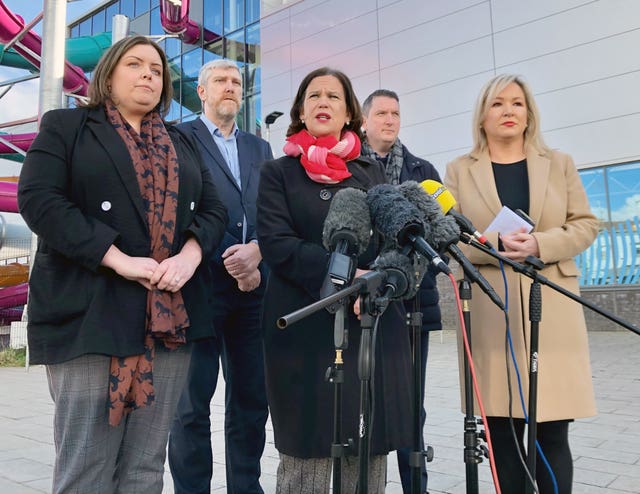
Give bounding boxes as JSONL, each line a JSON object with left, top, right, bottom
{"left": 174, "top": 277, "right": 180, "bottom": 283}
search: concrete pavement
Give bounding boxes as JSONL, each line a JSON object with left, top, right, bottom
{"left": 1, "top": 329, "right": 639, "bottom": 493}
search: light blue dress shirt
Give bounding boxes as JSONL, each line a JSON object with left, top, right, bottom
{"left": 200, "top": 114, "right": 252, "bottom": 242}
{"left": 200, "top": 114, "right": 241, "bottom": 187}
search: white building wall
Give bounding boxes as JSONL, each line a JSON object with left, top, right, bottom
{"left": 260, "top": 0, "right": 640, "bottom": 176}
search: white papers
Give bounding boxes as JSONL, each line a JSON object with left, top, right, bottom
{"left": 485, "top": 206, "right": 534, "bottom": 235}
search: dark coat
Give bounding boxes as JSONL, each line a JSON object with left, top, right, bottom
{"left": 177, "top": 117, "right": 273, "bottom": 298}
{"left": 257, "top": 155, "right": 412, "bottom": 458}
{"left": 398, "top": 145, "right": 444, "bottom": 332}
{"left": 17, "top": 107, "right": 228, "bottom": 364}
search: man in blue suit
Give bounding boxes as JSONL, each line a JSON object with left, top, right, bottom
{"left": 168, "top": 59, "right": 273, "bottom": 494}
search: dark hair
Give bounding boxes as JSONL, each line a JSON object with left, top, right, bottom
{"left": 286, "top": 67, "right": 363, "bottom": 140}
{"left": 85, "top": 35, "right": 173, "bottom": 117}
{"left": 362, "top": 89, "right": 399, "bottom": 116}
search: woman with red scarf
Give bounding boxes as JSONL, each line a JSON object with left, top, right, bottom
{"left": 257, "top": 67, "right": 412, "bottom": 493}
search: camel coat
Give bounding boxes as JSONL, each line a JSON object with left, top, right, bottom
{"left": 444, "top": 147, "right": 599, "bottom": 421}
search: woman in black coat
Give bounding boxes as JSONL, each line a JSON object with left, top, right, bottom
{"left": 17, "top": 36, "right": 227, "bottom": 494}
{"left": 257, "top": 67, "right": 412, "bottom": 493}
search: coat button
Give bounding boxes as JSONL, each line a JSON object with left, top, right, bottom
{"left": 319, "top": 189, "right": 332, "bottom": 201}
{"left": 101, "top": 201, "right": 111, "bottom": 211}
{"left": 190, "top": 201, "right": 195, "bottom": 210}
{"left": 236, "top": 222, "right": 242, "bottom": 228}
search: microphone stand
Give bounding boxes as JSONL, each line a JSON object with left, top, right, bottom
{"left": 355, "top": 273, "right": 387, "bottom": 494}
{"left": 462, "top": 237, "right": 640, "bottom": 492}
{"left": 524, "top": 257, "right": 543, "bottom": 494}
{"left": 326, "top": 301, "right": 352, "bottom": 494}
{"left": 461, "top": 237, "right": 640, "bottom": 335}
{"left": 409, "top": 304, "right": 423, "bottom": 494}
{"left": 278, "top": 272, "right": 389, "bottom": 494}
{"left": 407, "top": 303, "right": 434, "bottom": 494}
{"left": 457, "top": 278, "right": 486, "bottom": 494}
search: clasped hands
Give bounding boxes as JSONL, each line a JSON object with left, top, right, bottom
{"left": 102, "top": 238, "right": 202, "bottom": 293}
{"left": 222, "top": 242, "right": 262, "bottom": 292}
{"left": 500, "top": 226, "right": 540, "bottom": 262}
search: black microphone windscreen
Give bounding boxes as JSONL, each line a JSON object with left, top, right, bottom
{"left": 367, "top": 184, "right": 425, "bottom": 248}
{"left": 322, "top": 188, "right": 371, "bottom": 255}
{"left": 430, "top": 214, "right": 461, "bottom": 252}
{"left": 373, "top": 249, "right": 418, "bottom": 300}
{"left": 397, "top": 181, "right": 442, "bottom": 223}
{"left": 397, "top": 180, "right": 460, "bottom": 251}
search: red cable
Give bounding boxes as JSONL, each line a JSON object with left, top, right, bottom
{"left": 446, "top": 272, "right": 502, "bottom": 494}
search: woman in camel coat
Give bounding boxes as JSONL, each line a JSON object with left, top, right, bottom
{"left": 445, "top": 74, "right": 598, "bottom": 494}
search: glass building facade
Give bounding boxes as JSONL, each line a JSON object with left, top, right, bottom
{"left": 69, "top": 0, "right": 264, "bottom": 135}
{"left": 66, "top": 1, "right": 640, "bottom": 288}
{"left": 578, "top": 162, "right": 640, "bottom": 287}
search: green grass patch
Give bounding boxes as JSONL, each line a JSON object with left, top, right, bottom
{"left": 0, "top": 347, "right": 27, "bottom": 367}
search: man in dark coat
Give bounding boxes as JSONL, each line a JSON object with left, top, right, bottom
{"left": 362, "top": 89, "right": 444, "bottom": 494}
{"left": 168, "top": 59, "right": 273, "bottom": 494}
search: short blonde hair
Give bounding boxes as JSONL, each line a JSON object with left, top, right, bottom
{"left": 471, "top": 74, "right": 549, "bottom": 155}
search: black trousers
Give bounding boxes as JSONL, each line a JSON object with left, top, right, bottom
{"left": 169, "top": 289, "right": 268, "bottom": 494}
{"left": 397, "top": 329, "right": 429, "bottom": 494}
{"left": 486, "top": 417, "right": 573, "bottom": 494}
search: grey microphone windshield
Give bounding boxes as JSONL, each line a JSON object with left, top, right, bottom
{"left": 373, "top": 249, "right": 425, "bottom": 300}
{"left": 322, "top": 187, "right": 371, "bottom": 256}
{"left": 367, "top": 184, "right": 451, "bottom": 275}
{"left": 397, "top": 180, "right": 460, "bottom": 252}
{"left": 397, "top": 183, "right": 503, "bottom": 308}
{"left": 366, "top": 183, "right": 425, "bottom": 248}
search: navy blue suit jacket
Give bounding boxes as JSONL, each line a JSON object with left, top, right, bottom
{"left": 178, "top": 117, "right": 273, "bottom": 296}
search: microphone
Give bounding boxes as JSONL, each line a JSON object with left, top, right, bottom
{"left": 321, "top": 188, "right": 371, "bottom": 299}
{"left": 372, "top": 249, "right": 425, "bottom": 301}
{"left": 446, "top": 244, "right": 505, "bottom": 309}
{"left": 420, "top": 179, "right": 494, "bottom": 249}
{"left": 367, "top": 184, "right": 451, "bottom": 275}
{"left": 398, "top": 181, "right": 505, "bottom": 309}
{"left": 397, "top": 180, "right": 460, "bottom": 252}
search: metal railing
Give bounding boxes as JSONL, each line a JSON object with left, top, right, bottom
{"left": 577, "top": 216, "right": 640, "bottom": 286}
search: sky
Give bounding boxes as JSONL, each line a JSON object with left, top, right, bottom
{"left": 0, "top": 0, "right": 103, "bottom": 176}
{"left": 0, "top": 1, "right": 103, "bottom": 225}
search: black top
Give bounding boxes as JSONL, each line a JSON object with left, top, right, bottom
{"left": 492, "top": 158, "right": 529, "bottom": 214}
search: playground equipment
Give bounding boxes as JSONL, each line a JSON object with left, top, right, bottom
{"left": 0, "top": 1, "right": 89, "bottom": 95}
{"left": 0, "top": 0, "right": 218, "bottom": 160}
{"left": 0, "top": 0, "right": 222, "bottom": 326}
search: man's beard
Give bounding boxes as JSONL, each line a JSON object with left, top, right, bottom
{"left": 216, "top": 100, "right": 239, "bottom": 120}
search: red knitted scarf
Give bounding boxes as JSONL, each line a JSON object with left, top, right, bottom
{"left": 283, "top": 129, "right": 361, "bottom": 184}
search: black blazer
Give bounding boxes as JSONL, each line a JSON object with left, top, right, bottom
{"left": 18, "top": 107, "right": 228, "bottom": 364}
{"left": 178, "top": 117, "right": 273, "bottom": 296}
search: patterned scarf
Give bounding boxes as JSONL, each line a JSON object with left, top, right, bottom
{"left": 361, "top": 137, "right": 405, "bottom": 185}
{"left": 283, "top": 129, "right": 361, "bottom": 184}
{"left": 105, "top": 101, "right": 190, "bottom": 426}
